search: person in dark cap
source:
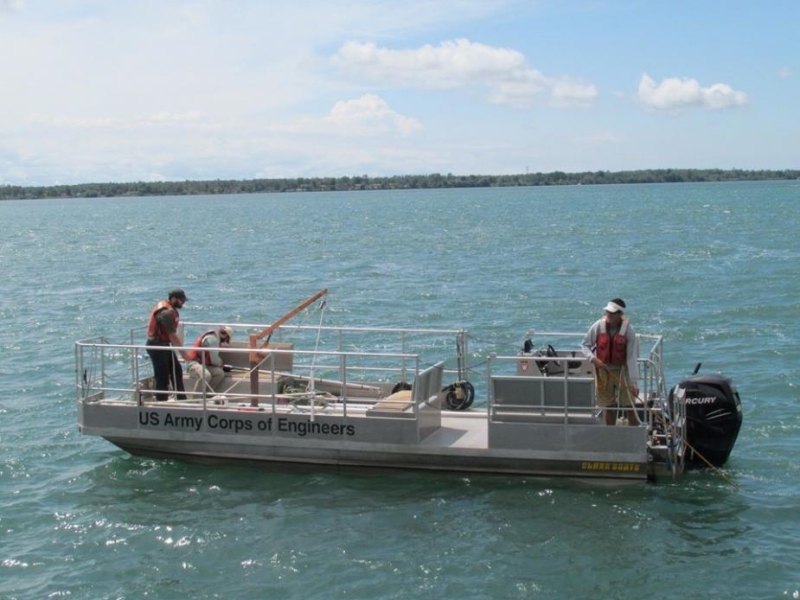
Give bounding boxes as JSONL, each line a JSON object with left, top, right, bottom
{"left": 145, "top": 288, "right": 189, "bottom": 401}
{"left": 581, "top": 298, "right": 640, "bottom": 425}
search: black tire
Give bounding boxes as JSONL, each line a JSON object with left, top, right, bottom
{"left": 443, "top": 380, "right": 475, "bottom": 410}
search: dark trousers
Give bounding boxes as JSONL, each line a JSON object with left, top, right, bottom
{"left": 146, "top": 342, "right": 186, "bottom": 401}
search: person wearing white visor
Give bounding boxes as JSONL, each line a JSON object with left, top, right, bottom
{"left": 581, "top": 298, "right": 640, "bottom": 426}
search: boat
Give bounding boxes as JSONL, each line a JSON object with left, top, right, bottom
{"left": 75, "top": 290, "right": 742, "bottom": 481}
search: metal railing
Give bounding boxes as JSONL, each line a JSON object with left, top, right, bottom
{"left": 488, "top": 331, "right": 670, "bottom": 427}
{"left": 75, "top": 324, "right": 468, "bottom": 414}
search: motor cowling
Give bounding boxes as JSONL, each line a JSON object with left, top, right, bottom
{"left": 669, "top": 373, "right": 742, "bottom": 468}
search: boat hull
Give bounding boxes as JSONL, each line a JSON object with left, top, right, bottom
{"left": 74, "top": 322, "right": 714, "bottom": 482}
{"left": 79, "top": 401, "right": 651, "bottom": 480}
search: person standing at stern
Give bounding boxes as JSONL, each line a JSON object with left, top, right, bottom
{"left": 582, "top": 298, "right": 640, "bottom": 426}
{"left": 146, "top": 288, "right": 190, "bottom": 401}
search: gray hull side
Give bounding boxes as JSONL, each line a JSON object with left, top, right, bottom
{"left": 103, "top": 434, "right": 649, "bottom": 480}
{"left": 79, "top": 402, "right": 650, "bottom": 480}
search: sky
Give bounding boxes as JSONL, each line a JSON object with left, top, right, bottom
{"left": 1, "top": 0, "right": 798, "bottom": 186}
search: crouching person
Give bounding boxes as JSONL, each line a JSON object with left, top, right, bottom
{"left": 186, "top": 326, "right": 233, "bottom": 397}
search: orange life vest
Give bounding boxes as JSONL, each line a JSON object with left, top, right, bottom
{"left": 146, "top": 300, "right": 179, "bottom": 343}
{"left": 187, "top": 330, "right": 218, "bottom": 365}
{"left": 596, "top": 318, "right": 628, "bottom": 366}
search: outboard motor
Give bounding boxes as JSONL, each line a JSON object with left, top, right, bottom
{"left": 669, "top": 373, "right": 742, "bottom": 468}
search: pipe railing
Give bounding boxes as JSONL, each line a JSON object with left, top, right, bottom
{"left": 75, "top": 339, "right": 427, "bottom": 412}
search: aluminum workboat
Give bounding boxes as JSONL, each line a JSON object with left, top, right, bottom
{"left": 75, "top": 291, "right": 742, "bottom": 481}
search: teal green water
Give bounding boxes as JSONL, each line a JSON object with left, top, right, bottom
{"left": 2, "top": 182, "right": 799, "bottom": 598}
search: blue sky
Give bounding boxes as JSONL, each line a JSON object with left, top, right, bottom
{"left": 1, "top": 0, "right": 797, "bottom": 185}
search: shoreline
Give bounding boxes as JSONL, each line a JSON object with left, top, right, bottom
{"left": 2, "top": 168, "right": 798, "bottom": 200}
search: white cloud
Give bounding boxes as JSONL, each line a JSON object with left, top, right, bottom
{"left": 332, "top": 38, "right": 598, "bottom": 108}
{"left": 637, "top": 74, "right": 747, "bottom": 110}
{"left": 266, "top": 95, "right": 422, "bottom": 138}
{"left": 324, "top": 95, "right": 422, "bottom": 137}
{"left": 778, "top": 67, "right": 794, "bottom": 79}
{"left": 332, "top": 39, "right": 526, "bottom": 88}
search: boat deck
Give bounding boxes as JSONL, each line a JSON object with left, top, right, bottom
{"left": 420, "top": 414, "right": 487, "bottom": 449}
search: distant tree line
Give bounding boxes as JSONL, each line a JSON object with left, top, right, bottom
{"left": 2, "top": 168, "right": 799, "bottom": 200}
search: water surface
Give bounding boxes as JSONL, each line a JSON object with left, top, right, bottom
{"left": 1, "top": 181, "right": 798, "bottom": 598}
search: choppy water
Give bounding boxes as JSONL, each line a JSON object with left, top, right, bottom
{"left": 2, "top": 181, "right": 799, "bottom": 599}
